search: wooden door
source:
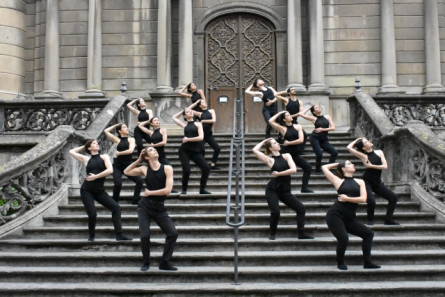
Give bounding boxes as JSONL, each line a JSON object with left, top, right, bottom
{"left": 206, "top": 14, "right": 276, "bottom": 133}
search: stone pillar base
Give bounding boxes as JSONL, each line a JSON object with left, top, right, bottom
{"left": 308, "top": 83, "right": 330, "bottom": 93}
{"left": 155, "top": 85, "right": 174, "bottom": 93}
{"left": 285, "top": 83, "right": 307, "bottom": 92}
{"left": 78, "top": 89, "right": 105, "bottom": 99}
{"left": 378, "top": 84, "right": 405, "bottom": 94}
{"left": 423, "top": 84, "right": 445, "bottom": 93}
{"left": 34, "top": 90, "right": 62, "bottom": 99}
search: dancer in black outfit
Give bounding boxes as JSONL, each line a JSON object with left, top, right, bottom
{"left": 276, "top": 87, "right": 308, "bottom": 151}
{"left": 347, "top": 137, "right": 399, "bottom": 225}
{"left": 127, "top": 98, "right": 153, "bottom": 155}
{"left": 253, "top": 138, "right": 313, "bottom": 240}
{"left": 188, "top": 99, "right": 221, "bottom": 170}
{"left": 245, "top": 78, "right": 278, "bottom": 139}
{"left": 269, "top": 111, "right": 313, "bottom": 193}
{"left": 104, "top": 123, "right": 143, "bottom": 205}
{"left": 124, "top": 147, "right": 178, "bottom": 271}
{"left": 69, "top": 140, "right": 132, "bottom": 242}
{"left": 138, "top": 117, "right": 170, "bottom": 165}
{"left": 172, "top": 108, "right": 211, "bottom": 195}
{"left": 322, "top": 161, "right": 380, "bottom": 271}
{"left": 299, "top": 105, "right": 338, "bottom": 174}
{"left": 179, "top": 82, "right": 205, "bottom": 115}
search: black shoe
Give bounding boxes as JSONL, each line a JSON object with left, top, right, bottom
{"left": 180, "top": 191, "right": 187, "bottom": 195}
{"left": 364, "top": 261, "right": 381, "bottom": 269}
{"left": 116, "top": 234, "right": 133, "bottom": 241}
{"left": 159, "top": 262, "right": 178, "bottom": 271}
{"left": 366, "top": 220, "right": 374, "bottom": 226}
{"left": 140, "top": 265, "right": 149, "bottom": 272}
{"left": 269, "top": 234, "right": 276, "bottom": 240}
{"left": 298, "top": 232, "right": 314, "bottom": 240}
{"left": 315, "top": 171, "right": 322, "bottom": 175}
{"left": 199, "top": 190, "right": 211, "bottom": 195}
{"left": 171, "top": 190, "right": 179, "bottom": 194}
{"left": 88, "top": 236, "right": 95, "bottom": 242}
{"left": 384, "top": 219, "right": 400, "bottom": 225}
{"left": 210, "top": 165, "right": 220, "bottom": 170}
{"left": 301, "top": 188, "right": 314, "bottom": 193}
{"left": 338, "top": 263, "right": 348, "bottom": 270}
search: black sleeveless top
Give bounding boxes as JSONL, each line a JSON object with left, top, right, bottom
{"left": 330, "top": 177, "right": 360, "bottom": 219}
{"left": 281, "top": 124, "right": 300, "bottom": 155}
{"left": 200, "top": 109, "right": 213, "bottom": 136}
{"left": 362, "top": 151, "right": 383, "bottom": 185}
{"left": 115, "top": 137, "right": 132, "bottom": 163}
{"left": 136, "top": 109, "right": 150, "bottom": 130}
{"left": 191, "top": 91, "right": 203, "bottom": 112}
{"left": 150, "top": 128, "right": 165, "bottom": 158}
{"left": 286, "top": 99, "right": 300, "bottom": 124}
{"left": 266, "top": 154, "right": 291, "bottom": 192}
{"left": 81, "top": 154, "right": 106, "bottom": 191}
{"left": 311, "top": 115, "right": 329, "bottom": 138}
{"left": 142, "top": 163, "right": 166, "bottom": 204}
{"left": 181, "top": 121, "right": 200, "bottom": 152}
{"left": 260, "top": 87, "right": 277, "bottom": 109}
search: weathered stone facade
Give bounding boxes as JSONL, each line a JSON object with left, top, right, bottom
{"left": 1, "top": 0, "right": 445, "bottom": 126}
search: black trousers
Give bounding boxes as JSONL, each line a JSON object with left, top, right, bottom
{"left": 112, "top": 161, "right": 144, "bottom": 202}
{"left": 200, "top": 134, "right": 221, "bottom": 164}
{"left": 178, "top": 147, "right": 210, "bottom": 192}
{"left": 262, "top": 106, "right": 278, "bottom": 138}
{"left": 288, "top": 152, "right": 312, "bottom": 190}
{"left": 310, "top": 135, "right": 338, "bottom": 172}
{"left": 80, "top": 188, "right": 123, "bottom": 237}
{"left": 134, "top": 127, "right": 151, "bottom": 156}
{"left": 365, "top": 181, "right": 398, "bottom": 222}
{"left": 265, "top": 188, "right": 306, "bottom": 235}
{"left": 326, "top": 210, "right": 374, "bottom": 264}
{"left": 138, "top": 201, "right": 178, "bottom": 266}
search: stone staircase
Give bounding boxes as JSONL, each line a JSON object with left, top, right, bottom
{"left": 1, "top": 132, "right": 445, "bottom": 296}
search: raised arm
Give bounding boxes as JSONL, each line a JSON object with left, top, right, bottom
{"left": 272, "top": 153, "right": 297, "bottom": 178}
{"left": 338, "top": 179, "right": 367, "bottom": 203}
{"left": 172, "top": 110, "right": 186, "bottom": 128}
{"left": 69, "top": 146, "right": 89, "bottom": 165}
{"left": 124, "top": 150, "right": 148, "bottom": 177}
{"left": 197, "top": 89, "right": 206, "bottom": 101}
{"left": 283, "top": 124, "right": 304, "bottom": 146}
{"left": 142, "top": 165, "right": 173, "bottom": 197}
{"left": 138, "top": 120, "right": 153, "bottom": 136}
{"left": 116, "top": 137, "right": 136, "bottom": 157}
{"left": 183, "top": 122, "right": 204, "bottom": 143}
{"left": 85, "top": 155, "right": 113, "bottom": 181}
{"left": 365, "top": 150, "right": 388, "bottom": 170}
{"left": 322, "top": 163, "right": 343, "bottom": 189}
{"left": 126, "top": 98, "right": 140, "bottom": 115}
{"left": 252, "top": 138, "right": 274, "bottom": 167}
{"left": 275, "top": 95, "right": 289, "bottom": 105}
{"left": 104, "top": 124, "right": 121, "bottom": 144}
{"left": 179, "top": 85, "right": 191, "bottom": 98}
{"left": 245, "top": 84, "right": 263, "bottom": 97}
{"left": 346, "top": 138, "right": 368, "bottom": 164}
{"left": 268, "top": 111, "right": 286, "bottom": 136}
{"left": 298, "top": 106, "right": 316, "bottom": 123}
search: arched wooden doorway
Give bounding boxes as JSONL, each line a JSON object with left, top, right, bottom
{"left": 205, "top": 14, "right": 276, "bottom": 133}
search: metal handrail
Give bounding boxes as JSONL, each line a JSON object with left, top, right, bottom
{"left": 225, "top": 96, "right": 246, "bottom": 284}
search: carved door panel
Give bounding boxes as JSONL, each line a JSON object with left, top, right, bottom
{"left": 206, "top": 14, "right": 275, "bottom": 134}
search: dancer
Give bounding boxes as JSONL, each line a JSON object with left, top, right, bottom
{"left": 138, "top": 117, "right": 170, "bottom": 165}
{"left": 245, "top": 78, "right": 278, "bottom": 139}
{"left": 322, "top": 161, "right": 380, "bottom": 271}
{"left": 179, "top": 82, "right": 205, "bottom": 114}
{"left": 269, "top": 111, "right": 313, "bottom": 193}
{"left": 252, "top": 138, "right": 313, "bottom": 240}
{"left": 126, "top": 98, "right": 153, "bottom": 155}
{"left": 124, "top": 147, "right": 178, "bottom": 271}
{"left": 276, "top": 87, "right": 308, "bottom": 151}
{"left": 188, "top": 99, "right": 221, "bottom": 170}
{"left": 69, "top": 140, "right": 132, "bottom": 242}
{"left": 172, "top": 108, "right": 211, "bottom": 195}
{"left": 104, "top": 123, "right": 143, "bottom": 205}
{"left": 347, "top": 138, "right": 399, "bottom": 225}
{"left": 299, "top": 105, "right": 338, "bottom": 174}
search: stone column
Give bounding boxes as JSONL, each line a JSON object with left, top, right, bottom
{"left": 0, "top": 0, "right": 26, "bottom": 100}
{"left": 36, "top": 0, "right": 62, "bottom": 98}
{"left": 155, "top": 0, "right": 173, "bottom": 92}
{"left": 423, "top": 0, "right": 445, "bottom": 93}
{"left": 308, "top": 0, "right": 329, "bottom": 92}
{"left": 287, "top": 0, "right": 305, "bottom": 92}
{"left": 176, "top": 0, "right": 193, "bottom": 90}
{"left": 379, "top": 0, "right": 403, "bottom": 94}
{"left": 79, "top": 0, "right": 105, "bottom": 98}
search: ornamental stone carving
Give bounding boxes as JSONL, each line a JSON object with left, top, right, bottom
{"left": 412, "top": 148, "right": 445, "bottom": 200}
{"left": 380, "top": 103, "right": 445, "bottom": 127}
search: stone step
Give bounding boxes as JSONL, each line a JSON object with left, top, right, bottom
{"left": 1, "top": 250, "right": 445, "bottom": 268}
{"left": 1, "top": 281, "right": 444, "bottom": 297}
{"left": 21, "top": 224, "right": 445, "bottom": 240}
{"left": 0, "top": 265, "right": 444, "bottom": 283}
{"left": 42, "top": 211, "right": 435, "bottom": 227}
{"left": 57, "top": 201, "right": 420, "bottom": 216}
